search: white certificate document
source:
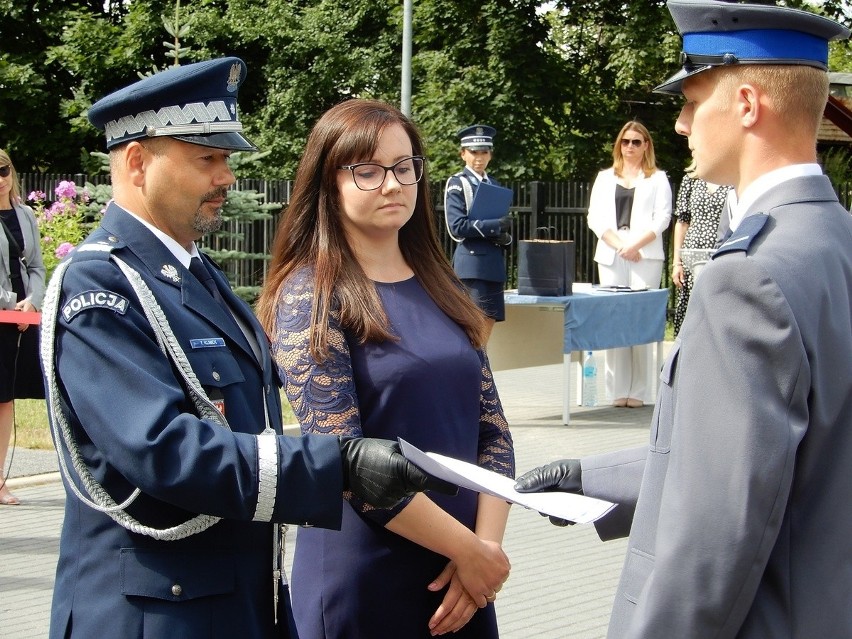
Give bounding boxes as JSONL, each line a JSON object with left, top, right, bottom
{"left": 399, "top": 439, "right": 615, "bottom": 524}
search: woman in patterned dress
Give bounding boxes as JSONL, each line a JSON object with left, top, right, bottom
{"left": 671, "top": 163, "right": 733, "bottom": 335}
{"left": 256, "top": 99, "right": 514, "bottom": 638}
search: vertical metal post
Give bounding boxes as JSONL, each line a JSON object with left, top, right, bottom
{"left": 401, "top": 0, "right": 413, "bottom": 116}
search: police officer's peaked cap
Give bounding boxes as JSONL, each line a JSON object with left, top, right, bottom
{"left": 655, "top": 0, "right": 851, "bottom": 95}
{"left": 88, "top": 57, "right": 258, "bottom": 151}
{"left": 457, "top": 124, "right": 496, "bottom": 151}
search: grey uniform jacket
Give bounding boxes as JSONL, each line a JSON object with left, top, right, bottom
{"left": 580, "top": 175, "right": 852, "bottom": 638}
{"left": 0, "top": 202, "right": 46, "bottom": 309}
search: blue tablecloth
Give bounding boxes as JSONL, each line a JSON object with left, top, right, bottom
{"left": 504, "top": 288, "right": 668, "bottom": 352}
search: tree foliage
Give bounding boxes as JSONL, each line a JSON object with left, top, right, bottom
{"left": 2, "top": 0, "right": 850, "bottom": 184}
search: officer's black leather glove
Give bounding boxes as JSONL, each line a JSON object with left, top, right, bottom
{"left": 493, "top": 232, "right": 512, "bottom": 246}
{"left": 514, "top": 459, "right": 583, "bottom": 527}
{"left": 339, "top": 437, "right": 458, "bottom": 508}
{"left": 497, "top": 215, "right": 513, "bottom": 233}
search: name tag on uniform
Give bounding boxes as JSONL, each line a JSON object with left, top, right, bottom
{"left": 190, "top": 337, "right": 226, "bottom": 349}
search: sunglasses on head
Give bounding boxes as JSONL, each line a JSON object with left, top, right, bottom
{"left": 620, "top": 138, "right": 644, "bottom": 148}
{"left": 0, "top": 165, "right": 11, "bottom": 178}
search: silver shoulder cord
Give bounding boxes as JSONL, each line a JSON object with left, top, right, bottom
{"left": 44, "top": 254, "right": 288, "bottom": 623}
{"left": 41, "top": 255, "right": 228, "bottom": 540}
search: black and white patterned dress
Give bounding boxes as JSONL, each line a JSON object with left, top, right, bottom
{"left": 672, "top": 176, "right": 732, "bottom": 335}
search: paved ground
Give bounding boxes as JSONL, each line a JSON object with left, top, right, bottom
{"left": 0, "top": 362, "right": 654, "bottom": 639}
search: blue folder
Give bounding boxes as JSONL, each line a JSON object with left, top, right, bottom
{"left": 468, "top": 181, "right": 513, "bottom": 221}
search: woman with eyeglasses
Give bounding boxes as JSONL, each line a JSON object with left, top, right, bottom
{"left": 586, "top": 121, "right": 672, "bottom": 408}
{"left": 256, "top": 100, "right": 514, "bottom": 639}
{"left": 0, "top": 149, "right": 46, "bottom": 506}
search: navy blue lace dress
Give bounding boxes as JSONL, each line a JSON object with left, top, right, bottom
{"left": 270, "top": 268, "right": 515, "bottom": 639}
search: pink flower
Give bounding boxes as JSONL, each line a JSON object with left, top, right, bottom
{"left": 55, "top": 242, "right": 75, "bottom": 259}
{"left": 28, "top": 191, "right": 47, "bottom": 203}
{"left": 54, "top": 180, "right": 78, "bottom": 200}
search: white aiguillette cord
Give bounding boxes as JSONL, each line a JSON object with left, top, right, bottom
{"left": 44, "top": 254, "right": 285, "bottom": 622}
{"left": 41, "top": 255, "right": 249, "bottom": 540}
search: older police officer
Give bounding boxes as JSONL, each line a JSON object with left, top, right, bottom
{"left": 42, "top": 58, "right": 452, "bottom": 639}
{"left": 515, "top": 2, "right": 852, "bottom": 638}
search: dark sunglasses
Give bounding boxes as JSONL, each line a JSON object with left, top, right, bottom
{"left": 620, "top": 139, "right": 644, "bottom": 148}
{"left": 0, "top": 165, "right": 11, "bottom": 178}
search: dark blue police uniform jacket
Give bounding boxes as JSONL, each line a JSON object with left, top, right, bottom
{"left": 47, "top": 203, "right": 343, "bottom": 639}
{"left": 444, "top": 168, "right": 508, "bottom": 283}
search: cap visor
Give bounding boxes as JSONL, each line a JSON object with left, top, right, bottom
{"left": 464, "top": 145, "right": 493, "bottom": 152}
{"left": 173, "top": 131, "right": 259, "bottom": 152}
{"left": 653, "top": 65, "right": 713, "bottom": 95}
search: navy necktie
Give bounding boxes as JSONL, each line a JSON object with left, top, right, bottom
{"left": 190, "top": 257, "right": 261, "bottom": 360}
{"left": 189, "top": 256, "right": 225, "bottom": 305}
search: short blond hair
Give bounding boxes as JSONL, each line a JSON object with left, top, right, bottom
{"left": 716, "top": 65, "right": 828, "bottom": 137}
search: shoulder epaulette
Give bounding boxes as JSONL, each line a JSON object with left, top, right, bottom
{"left": 713, "top": 213, "right": 770, "bottom": 258}
{"left": 70, "top": 228, "right": 127, "bottom": 260}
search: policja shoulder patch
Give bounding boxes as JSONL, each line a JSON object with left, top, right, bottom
{"left": 62, "top": 291, "right": 130, "bottom": 322}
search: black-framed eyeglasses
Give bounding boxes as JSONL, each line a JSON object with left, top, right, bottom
{"left": 338, "top": 156, "right": 425, "bottom": 191}
{"left": 620, "top": 138, "right": 644, "bottom": 148}
{"left": 0, "top": 165, "right": 11, "bottom": 178}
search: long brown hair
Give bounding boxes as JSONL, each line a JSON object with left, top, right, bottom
{"left": 612, "top": 121, "right": 658, "bottom": 178}
{"left": 255, "top": 99, "right": 488, "bottom": 361}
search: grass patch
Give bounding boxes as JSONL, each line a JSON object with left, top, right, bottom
{"left": 10, "top": 393, "right": 298, "bottom": 451}
{"left": 665, "top": 319, "right": 675, "bottom": 342}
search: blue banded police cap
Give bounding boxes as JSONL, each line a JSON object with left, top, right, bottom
{"left": 458, "top": 124, "right": 496, "bottom": 151}
{"left": 655, "top": 0, "right": 851, "bottom": 95}
{"left": 88, "top": 57, "right": 258, "bottom": 151}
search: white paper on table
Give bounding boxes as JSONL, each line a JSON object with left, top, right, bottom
{"left": 399, "top": 439, "right": 615, "bottom": 525}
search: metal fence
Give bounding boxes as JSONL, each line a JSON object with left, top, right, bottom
{"left": 20, "top": 173, "right": 852, "bottom": 300}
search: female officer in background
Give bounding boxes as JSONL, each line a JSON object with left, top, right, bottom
{"left": 444, "top": 125, "right": 512, "bottom": 342}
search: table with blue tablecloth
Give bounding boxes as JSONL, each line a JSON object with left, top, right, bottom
{"left": 487, "top": 284, "right": 668, "bottom": 424}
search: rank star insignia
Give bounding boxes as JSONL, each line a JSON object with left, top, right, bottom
{"left": 161, "top": 264, "right": 181, "bottom": 282}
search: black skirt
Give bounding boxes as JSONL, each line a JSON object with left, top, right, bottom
{"left": 0, "top": 323, "right": 45, "bottom": 401}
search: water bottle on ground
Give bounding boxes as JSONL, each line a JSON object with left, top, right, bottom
{"left": 582, "top": 351, "right": 598, "bottom": 407}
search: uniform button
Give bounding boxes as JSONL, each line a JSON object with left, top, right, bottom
{"left": 212, "top": 372, "right": 221, "bottom": 381}
{"left": 171, "top": 584, "right": 183, "bottom": 597}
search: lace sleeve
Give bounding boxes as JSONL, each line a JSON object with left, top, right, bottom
{"left": 269, "top": 268, "right": 413, "bottom": 520}
{"left": 476, "top": 349, "right": 516, "bottom": 479}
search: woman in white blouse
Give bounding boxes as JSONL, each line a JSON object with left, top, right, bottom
{"left": 587, "top": 121, "right": 672, "bottom": 408}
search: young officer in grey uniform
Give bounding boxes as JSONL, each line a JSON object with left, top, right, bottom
{"left": 515, "top": 2, "right": 852, "bottom": 638}
{"left": 444, "top": 125, "right": 512, "bottom": 340}
{"left": 42, "top": 57, "right": 452, "bottom": 639}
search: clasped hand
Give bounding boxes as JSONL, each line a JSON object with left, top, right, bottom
{"left": 616, "top": 244, "right": 642, "bottom": 262}
{"left": 427, "top": 538, "right": 509, "bottom": 635}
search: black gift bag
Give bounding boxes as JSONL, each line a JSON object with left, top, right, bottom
{"left": 518, "top": 228, "right": 575, "bottom": 296}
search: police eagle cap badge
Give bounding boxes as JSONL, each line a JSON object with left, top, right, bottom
{"left": 227, "top": 63, "right": 241, "bottom": 93}
{"left": 161, "top": 264, "right": 181, "bottom": 283}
